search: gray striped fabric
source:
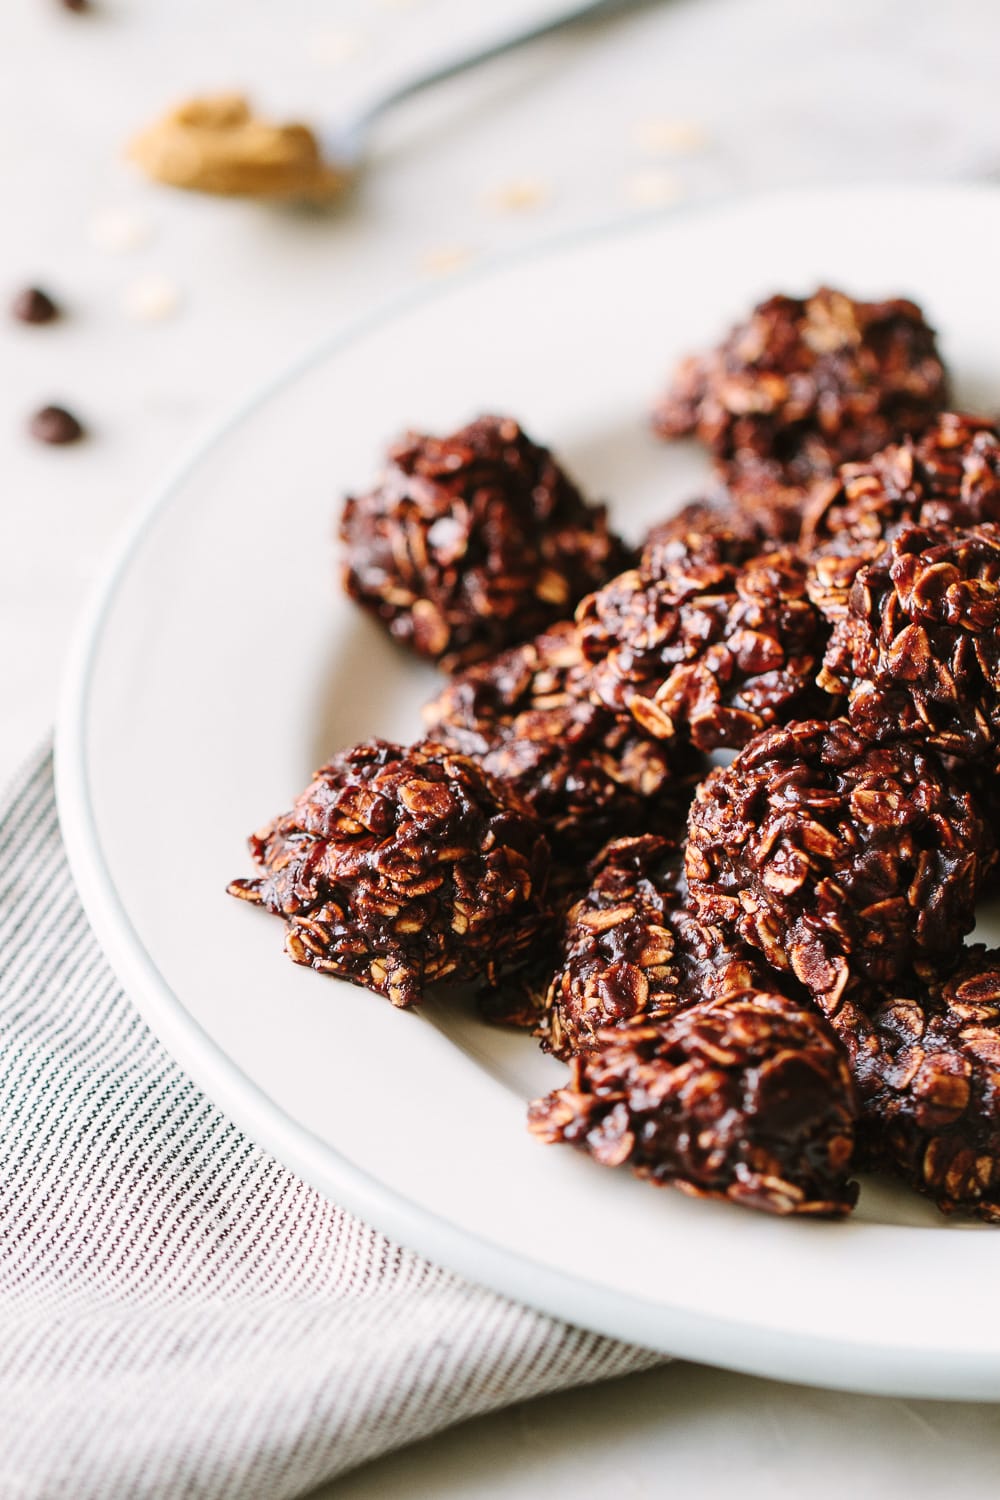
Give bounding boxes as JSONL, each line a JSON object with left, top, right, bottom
{"left": 0, "top": 750, "right": 658, "bottom": 1500}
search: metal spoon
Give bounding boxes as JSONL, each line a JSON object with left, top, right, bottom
{"left": 324, "top": 0, "right": 654, "bottom": 177}
{"left": 130, "top": 0, "right": 657, "bottom": 202}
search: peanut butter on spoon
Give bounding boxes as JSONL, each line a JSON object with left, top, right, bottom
{"left": 129, "top": 7, "right": 650, "bottom": 203}
{"left": 128, "top": 94, "right": 350, "bottom": 202}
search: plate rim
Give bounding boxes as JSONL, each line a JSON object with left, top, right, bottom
{"left": 55, "top": 181, "right": 1000, "bottom": 1400}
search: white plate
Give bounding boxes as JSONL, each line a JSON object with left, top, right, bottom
{"left": 57, "top": 185, "right": 1000, "bottom": 1400}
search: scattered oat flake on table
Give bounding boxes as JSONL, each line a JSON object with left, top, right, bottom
{"left": 488, "top": 179, "right": 549, "bottom": 214}
{"left": 88, "top": 207, "right": 154, "bottom": 255}
{"left": 121, "top": 274, "right": 181, "bottom": 322}
{"left": 228, "top": 739, "right": 550, "bottom": 1010}
{"left": 308, "top": 27, "right": 367, "bottom": 66}
{"left": 624, "top": 169, "right": 685, "bottom": 208}
{"left": 420, "top": 245, "right": 474, "bottom": 277}
{"left": 631, "top": 116, "right": 710, "bottom": 156}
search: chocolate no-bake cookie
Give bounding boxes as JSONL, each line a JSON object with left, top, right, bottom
{"left": 529, "top": 992, "right": 858, "bottom": 1216}
{"left": 685, "top": 719, "right": 992, "bottom": 1009}
{"left": 538, "top": 835, "right": 686, "bottom": 1058}
{"left": 228, "top": 739, "right": 551, "bottom": 1007}
{"left": 803, "top": 412, "right": 1000, "bottom": 547}
{"left": 341, "top": 415, "right": 629, "bottom": 672}
{"left": 578, "top": 539, "right": 835, "bottom": 750}
{"left": 538, "top": 833, "right": 765, "bottom": 1058}
{"left": 801, "top": 415, "right": 1000, "bottom": 628}
{"left": 654, "top": 288, "right": 948, "bottom": 499}
{"left": 834, "top": 949, "right": 1000, "bottom": 1221}
{"left": 423, "top": 622, "right": 700, "bottom": 864}
{"left": 820, "top": 522, "right": 1000, "bottom": 766}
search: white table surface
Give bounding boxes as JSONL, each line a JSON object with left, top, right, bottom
{"left": 8, "top": 1, "right": 1000, "bottom": 1494}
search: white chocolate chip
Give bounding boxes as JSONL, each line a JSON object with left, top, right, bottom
{"left": 88, "top": 206, "right": 154, "bottom": 254}
{"left": 420, "top": 245, "right": 474, "bottom": 277}
{"left": 488, "top": 178, "right": 550, "bottom": 214}
{"left": 121, "top": 273, "right": 181, "bottom": 322}
{"left": 631, "top": 116, "right": 710, "bottom": 157}
{"left": 623, "top": 170, "right": 686, "bottom": 208}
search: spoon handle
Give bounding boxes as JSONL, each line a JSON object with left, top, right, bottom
{"left": 348, "top": 0, "right": 653, "bottom": 144}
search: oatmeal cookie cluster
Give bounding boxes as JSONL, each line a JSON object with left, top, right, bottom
{"left": 529, "top": 993, "right": 858, "bottom": 1217}
{"left": 228, "top": 740, "right": 550, "bottom": 1009}
{"left": 341, "top": 415, "right": 629, "bottom": 672}
{"left": 578, "top": 539, "right": 834, "bottom": 749}
{"left": 653, "top": 287, "right": 947, "bottom": 537}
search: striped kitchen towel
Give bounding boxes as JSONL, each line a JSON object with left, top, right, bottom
{"left": 0, "top": 748, "right": 657, "bottom": 1500}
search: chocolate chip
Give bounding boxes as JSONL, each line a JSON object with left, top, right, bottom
{"left": 11, "top": 287, "right": 59, "bottom": 325}
{"left": 831, "top": 954, "right": 1000, "bottom": 1220}
{"left": 58, "top": 0, "right": 90, "bottom": 12}
{"left": 29, "top": 405, "right": 85, "bottom": 445}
